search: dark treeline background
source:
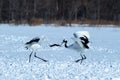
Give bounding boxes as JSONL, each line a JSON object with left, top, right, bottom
{"left": 0, "top": 0, "right": 120, "bottom": 25}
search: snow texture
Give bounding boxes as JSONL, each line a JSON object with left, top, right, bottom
{"left": 0, "top": 24, "right": 120, "bottom": 80}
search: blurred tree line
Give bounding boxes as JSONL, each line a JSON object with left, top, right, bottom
{"left": 0, "top": 0, "right": 120, "bottom": 24}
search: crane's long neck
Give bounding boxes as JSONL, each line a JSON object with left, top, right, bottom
{"left": 62, "top": 40, "right": 68, "bottom": 48}
{"left": 64, "top": 42, "right": 68, "bottom": 48}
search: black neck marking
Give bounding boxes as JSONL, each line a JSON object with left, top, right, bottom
{"left": 63, "top": 39, "right": 68, "bottom": 48}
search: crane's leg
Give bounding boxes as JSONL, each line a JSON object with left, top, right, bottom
{"left": 79, "top": 55, "right": 86, "bottom": 64}
{"left": 83, "top": 55, "right": 86, "bottom": 59}
{"left": 29, "top": 51, "right": 33, "bottom": 62}
{"left": 75, "top": 54, "right": 86, "bottom": 64}
{"left": 34, "top": 52, "right": 48, "bottom": 62}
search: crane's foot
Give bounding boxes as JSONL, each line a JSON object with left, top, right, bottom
{"left": 29, "top": 51, "right": 33, "bottom": 63}
{"left": 75, "top": 55, "right": 86, "bottom": 64}
{"left": 34, "top": 53, "right": 48, "bottom": 62}
{"left": 75, "top": 59, "right": 85, "bottom": 64}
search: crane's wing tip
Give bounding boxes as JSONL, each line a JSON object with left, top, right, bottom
{"left": 73, "top": 31, "right": 90, "bottom": 39}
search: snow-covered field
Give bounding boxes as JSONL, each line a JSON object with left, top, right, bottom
{"left": 0, "top": 24, "right": 120, "bottom": 80}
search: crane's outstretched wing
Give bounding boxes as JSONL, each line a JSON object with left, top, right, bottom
{"left": 73, "top": 31, "right": 90, "bottom": 39}
{"left": 25, "top": 37, "right": 40, "bottom": 45}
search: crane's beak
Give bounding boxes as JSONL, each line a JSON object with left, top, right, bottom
{"left": 60, "top": 39, "right": 67, "bottom": 46}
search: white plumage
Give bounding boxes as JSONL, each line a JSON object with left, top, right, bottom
{"left": 73, "top": 31, "right": 90, "bottom": 39}
{"left": 25, "top": 37, "right": 47, "bottom": 62}
{"left": 31, "top": 43, "right": 41, "bottom": 51}
{"left": 50, "top": 31, "right": 90, "bottom": 63}
{"left": 72, "top": 31, "right": 90, "bottom": 50}
{"left": 71, "top": 31, "right": 90, "bottom": 63}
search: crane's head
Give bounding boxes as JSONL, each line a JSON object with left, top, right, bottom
{"left": 61, "top": 39, "right": 67, "bottom": 45}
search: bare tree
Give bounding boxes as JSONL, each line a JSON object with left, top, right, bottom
{"left": 0, "top": 0, "right": 3, "bottom": 22}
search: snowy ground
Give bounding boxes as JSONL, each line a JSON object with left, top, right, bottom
{"left": 0, "top": 24, "right": 120, "bottom": 80}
